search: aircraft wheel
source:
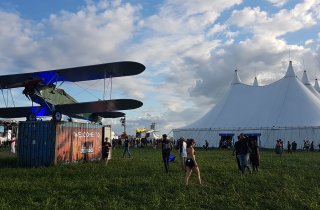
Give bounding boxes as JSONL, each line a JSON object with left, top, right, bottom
{"left": 53, "top": 111, "right": 62, "bottom": 121}
{"left": 27, "top": 112, "right": 37, "bottom": 121}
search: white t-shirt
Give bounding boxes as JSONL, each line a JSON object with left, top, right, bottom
{"left": 180, "top": 142, "right": 187, "bottom": 157}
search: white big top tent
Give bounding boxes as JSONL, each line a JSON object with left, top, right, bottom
{"left": 173, "top": 61, "right": 320, "bottom": 149}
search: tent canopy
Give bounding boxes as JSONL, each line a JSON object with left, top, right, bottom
{"left": 180, "top": 61, "right": 320, "bottom": 130}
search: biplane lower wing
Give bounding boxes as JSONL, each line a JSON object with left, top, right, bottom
{"left": 0, "top": 99, "right": 139, "bottom": 119}
{"left": 93, "top": 112, "right": 125, "bottom": 118}
{"left": 0, "top": 106, "right": 52, "bottom": 118}
{"left": 55, "top": 99, "right": 143, "bottom": 114}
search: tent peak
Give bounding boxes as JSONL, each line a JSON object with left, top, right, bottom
{"left": 284, "top": 61, "right": 297, "bottom": 78}
{"left": 314, "top": 78, "right": 320, "bottom": 92}
{"left": 301, "top": 70, "right": 311, "bottom": 85}
{"left": 231, "top": 70, "right": 242, "bottom": 85}
{"left": 253, "top": 77, "right": 259, "bottom": 86}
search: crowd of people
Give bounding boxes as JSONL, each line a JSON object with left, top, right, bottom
{"left": 101, "top": 133, "right": 320, "bottom": 187}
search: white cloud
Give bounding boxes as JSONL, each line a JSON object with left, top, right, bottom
{"left": 225, "top": 39, "right": 234, "bottom": 45}
{"left": 228, "top": 1, "right": 318, "bottom": 38}
{"left": 145, "top": 0, "right": 242, "bottom": 35}
{"left": 305, "top": 39, "right": 314, "bottom": 48}
{"left": 266, "top": 0, "right": 288, "bottom": 7}
{"left": 206, "top": 23, "right": 227, "bottom": 37}
{"left": 225, "top": 31, "right": 239, "bottom": 38}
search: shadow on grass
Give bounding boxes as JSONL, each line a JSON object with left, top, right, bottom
{"left": 0, "top": 156, "right": 18, "bottom": 168}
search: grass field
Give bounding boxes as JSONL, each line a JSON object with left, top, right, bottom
{"left": 0, "top": 147, "right": 10, "bottom": 152}
{"left": 0, "top": 147, "right": 320, "bottom": 209}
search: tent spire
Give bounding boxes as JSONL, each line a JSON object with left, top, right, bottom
{"left": 301, "top": 70, "right": 311, "bottom": 85}
{"left": 253, "top": 77, "right": 259, "bottom": 86}
{"left": 314, "top": 79, "right": 320, "bottom": 93}
{"left": 231, "top": 70, "right": 242, "bottom": 85}
{"left": 284, "top": 61, "right": 296, "bottom": 78}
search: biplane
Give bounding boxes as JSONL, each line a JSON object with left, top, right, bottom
{"left": 0, "top": 61, "right": 145, "bottom": 122}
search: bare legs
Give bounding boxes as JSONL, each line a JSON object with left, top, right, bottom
{"left": 185, "top": 166, "right": 201, "bottom": 186}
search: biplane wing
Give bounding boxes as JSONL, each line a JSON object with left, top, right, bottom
{"left": 0, "top": 106, "right": 52, "bottom": 118}
{"left": 0, "top": 61, "right": 145, "bottom": 89}
{"left": 0, "top": 99, "right": 140, "bottom": 119}
{"left": 92, "top": 112, "right": 125, "bottom": 118}
{"left": 55, "top": 99, "right": 143, "bottom": 114}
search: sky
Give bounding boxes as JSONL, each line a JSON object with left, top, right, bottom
{"left": 0, "top": 0, "right": 320, "bottom": 136}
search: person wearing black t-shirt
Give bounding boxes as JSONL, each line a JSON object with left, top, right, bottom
{"left": 122, "top": 136, "right": 132, "bottom": 158}
{"left": 287, "top": 141, "right": 292, "bottom": 153}
{"left": 292, "top": 141, "right": 297, "bottom": 152}
{"left": 160, "top": 134, "right": 173, "bottom": 173}
{"left": 102, "top": 137, "right": 111, "bottom": 165}
{"left": 237, "top": 133, "right": 252, "bottom": 174}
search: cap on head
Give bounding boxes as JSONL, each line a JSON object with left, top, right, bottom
{"left": 162, "top": 134, "right": 167, "bottom": 138}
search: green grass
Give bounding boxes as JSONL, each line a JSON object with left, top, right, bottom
{"left": 0, "top": 147, "right": 10, "bottom": 152}
{"left": 0, "top": 147, "right": 320, "bottom": 209}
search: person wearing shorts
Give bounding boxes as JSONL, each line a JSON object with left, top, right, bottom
{"left": 185, "top": 139, "right": 203, "bottom": 186}
{"left": 179, "top": 137, "right": 187, "bottom": 172}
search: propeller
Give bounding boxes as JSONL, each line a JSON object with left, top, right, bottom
{"left": 6, "top": 78, "right": 44, "bottom": 89}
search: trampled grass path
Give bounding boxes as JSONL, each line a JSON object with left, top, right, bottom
{"left": 0, "top": 147, "right": 320, "bottom": 209}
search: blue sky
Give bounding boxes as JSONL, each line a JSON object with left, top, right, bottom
{"left": 0, "top": 0, "right": 320, "bottom": 136}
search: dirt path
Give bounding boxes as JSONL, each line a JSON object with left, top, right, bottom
{"left": 0, "top": 151, "right": 16, "bottom": 156}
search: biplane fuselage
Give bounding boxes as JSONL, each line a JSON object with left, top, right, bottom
{"left": 32, "top": 83, "right": 102, "bottom": 122}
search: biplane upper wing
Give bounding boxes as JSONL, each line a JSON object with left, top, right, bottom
{"left": 55, "top": 99, "right": 142, "bottom": 115}
{"left": 0, "top": 61, "right": 145, "bottom": 89}
{"left": 0, "top": 106, "right": 52, "bottom": 118}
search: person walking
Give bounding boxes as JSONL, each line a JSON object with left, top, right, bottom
{"left": 292, "top": 141, "right": 297, "bottom": 152}
{"left": 287, "top": 141, "right": 292, "bottom": 153}
{"left": 102, "top": 137, "right": 111, "bottom": 165}
{"left": 10, "top": 134, "right": 16, "bottom": 154}
{"left": 237, "top": 133, "right": 252, "bottom": 174}
{"left": 160, "top": 134, "right": 173, "bottom": 173}
{"left": 275, "top": 140, "right": 282, "bottom": 157}
{"left": 306, "top": 141, "right": 310, "bottom": 152}
{"left": 122, "top": 136, "right": 132, "bottom": 158}
{"left": 232, "top": 136, "right": 241, "bottom": 171}
{"left": 311, "top": 141, "right": 314, "bottom": 152}
{"left": 249, "top": 140, "right": 260, "bottom": 172}
{"left": 118, "top": 139, "right": 122, "bottom": 149}
{"left": 179, "top": 137, "right": 187, "bottom": 172}
{"left": 205, "top": 140, "right": 209, "bottom": 151}
{"left": 279, "top": 139, "right": 284, "bottom": 153}
{"left": 185, "top": 139, "right": 202, "bottom": 186}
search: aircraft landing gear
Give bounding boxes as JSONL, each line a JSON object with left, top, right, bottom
{"left": 27, "top": 112, "right": 37, "bottom": 121}
{"left": 53, "top": 111, "right": 62, "bottom": 121}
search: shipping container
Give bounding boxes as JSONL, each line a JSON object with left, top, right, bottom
{"left": 18, "top": 121, "right": 104, "bottom": 166}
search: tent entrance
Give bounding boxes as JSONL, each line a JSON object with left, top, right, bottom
{"left": 219, "top": 133, "right": 234, "bottom": 149}
{"left": 244, "top": 133, "right": 261, "bottom": 148}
